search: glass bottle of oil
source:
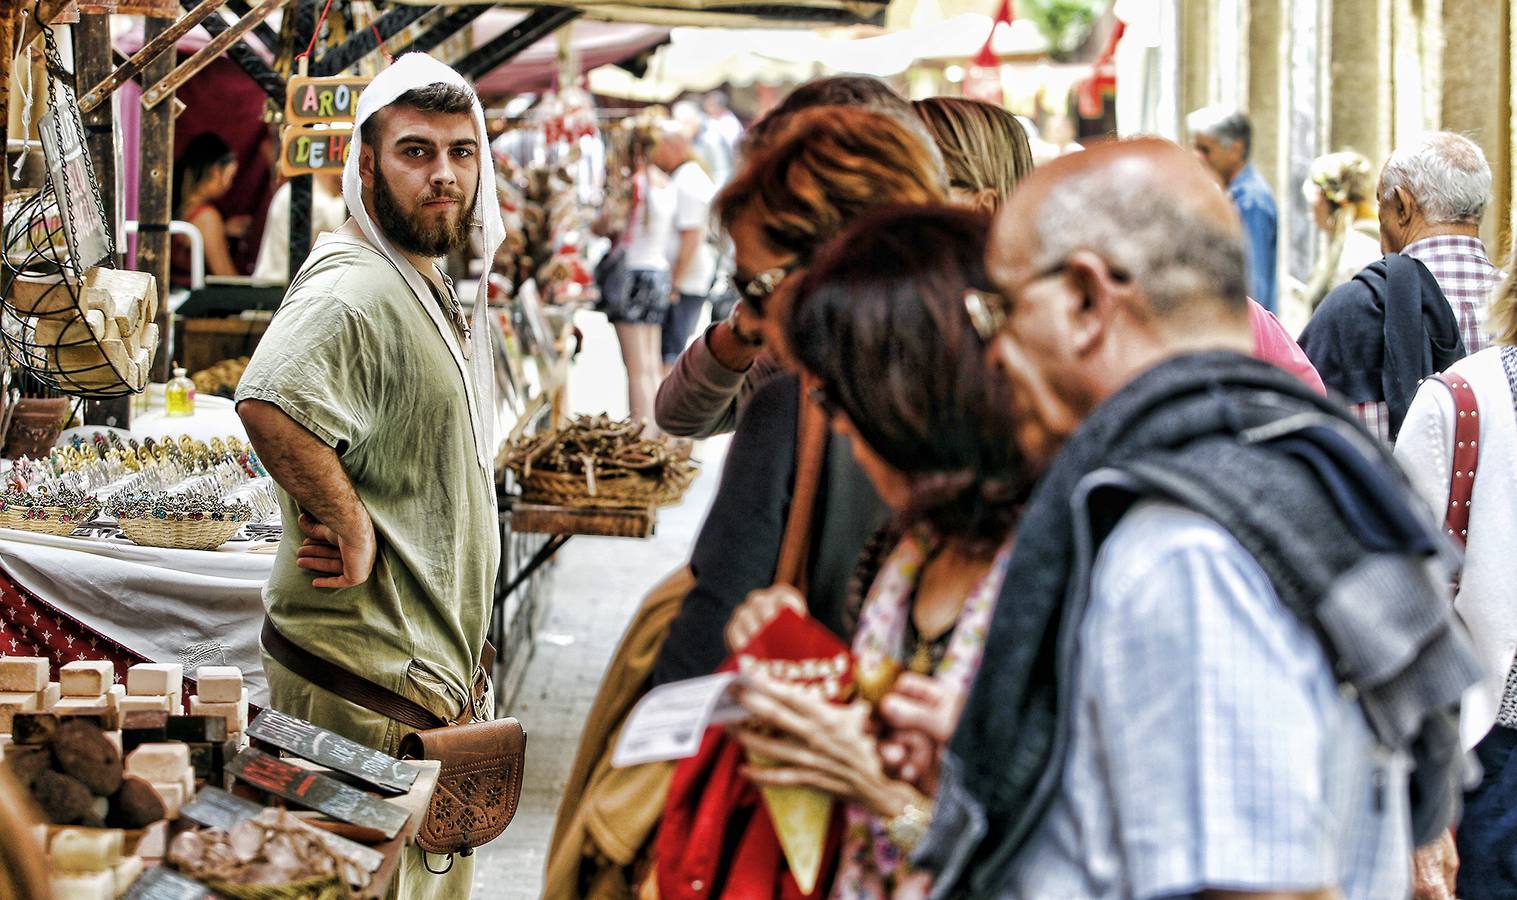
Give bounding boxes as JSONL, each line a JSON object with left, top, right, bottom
{"left": 165, "top": 364, "right": 196, "bottom": 417}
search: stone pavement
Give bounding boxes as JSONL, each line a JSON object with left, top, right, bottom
{"left": 472, "top": 310, "right": 727, "bottom": 898}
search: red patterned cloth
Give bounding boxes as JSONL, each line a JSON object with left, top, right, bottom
{"left": 0, "top": 563, "right": 149, "bottom": 687}
{"left": 0, "top": 563, "right": 256, "bottom": 716}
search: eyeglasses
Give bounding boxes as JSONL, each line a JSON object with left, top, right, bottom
{"left": 733, "top": 263, "right": 800, "bottom": 317}
{"left": 962, "top": 262, "right": 1081, "bottom": 341}
{"left": 963, "top": 289, "right": 1010, "bottom": 342}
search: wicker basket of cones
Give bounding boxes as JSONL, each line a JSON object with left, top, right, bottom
{"left": 504, "top": 415, "right": 697, "bottom": 510}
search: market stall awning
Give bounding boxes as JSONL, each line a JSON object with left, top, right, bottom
{"left": 393, "top": 0, "right": 889, "bottom": 29}
{"left": 471, "top": 14, "right": 671, "bottom": 95}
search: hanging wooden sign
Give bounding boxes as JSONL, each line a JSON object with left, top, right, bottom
{"left": 279, "top": 125, "right": 353, "bottom": 176}
{"left": 285, "top": 75, "right": 370, "bottom": 126}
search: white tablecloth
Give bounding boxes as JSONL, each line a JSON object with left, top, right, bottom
{"left": 0, "top": 528, "right": 272, "bottom": 705}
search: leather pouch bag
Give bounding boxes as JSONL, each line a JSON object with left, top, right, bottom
{"left": 261, "top": 620, "right": 526, "bottom": 862}
{"left": 399, "top": 716, "right": 526, "bottom": 856}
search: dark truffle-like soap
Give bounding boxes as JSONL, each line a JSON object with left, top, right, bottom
{"left": 107, "top": 776, "right": 166, "bottom": 829}
{"left": 51, "top": 719, "right": 123, "bottom": 796}
{"left": 12, "top": 713, "right": 58, "bottom": 746}
{"left": 4, "top": 744, "right": 52, "bottom": 788}
{"left": 30, "top": 771, "right": 93, "bottom": 824}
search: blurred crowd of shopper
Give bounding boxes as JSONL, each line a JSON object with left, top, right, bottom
{"left": 539, "top": 65, "right": 1517, "bottom": 900}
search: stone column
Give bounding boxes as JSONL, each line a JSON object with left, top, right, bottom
{"left": 1440, "top": 0, "right": 1512, "bottom": 256}
{"left": 1328, "top": 0, "right": 1393, "bottom": 165}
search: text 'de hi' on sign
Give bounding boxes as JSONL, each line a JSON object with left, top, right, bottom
{"left": 280, "top": 125, "right": 353, "bottom": 176}
{"left": 285, "top": 75, "right": 370, "bottom": 125}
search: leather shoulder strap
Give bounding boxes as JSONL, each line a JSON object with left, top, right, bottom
{"left": 261, "top": 618, "right": 447, "bottom": 731}
{"left": 773, "top": 385, "right": 829, "bottom": 592}
{"left": 1428, "top": 372, "right": 1479, "bottom": 546}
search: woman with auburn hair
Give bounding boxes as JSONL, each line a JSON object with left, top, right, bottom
{"left": 1396, "top": 248, "right": 1517, "bottom": 899}
{"left": 655, "top": 77, "right": 954, "bottom": 439}
{"left": 720, "top": 206, "right": 1028, "bottom": 897}
{"left": 652, "top": 104, "right": 948, "bottom": 687}
{"left": 912, "top": 97, "right": 1033, "bottom": 213}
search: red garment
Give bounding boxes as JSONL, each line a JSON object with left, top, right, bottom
{"left": 658, "top": 724, "right": 842, "bottom": 900}
{"left": 658, "top": 611, "right": 851, "bottom": 899}
{"left": 1249, "top": 298, "right": 1326, "bottom": 394}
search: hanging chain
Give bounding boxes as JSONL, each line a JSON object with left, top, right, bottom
{"left": 41, "top": 16, "right": 115, "bottom": 264}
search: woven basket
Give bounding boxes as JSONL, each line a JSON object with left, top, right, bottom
{"left": 206, "top": 872, "right": 347, "bottom": 900}
{"left": 518, "top": 466, "right": 693, "bottom": 509}
{"left": 118, "top": 515, "right": 247, "bottom": 551}
{"left": 0, "top": 504, "right": 96, "bottom": 536}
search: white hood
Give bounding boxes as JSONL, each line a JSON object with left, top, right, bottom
{"left": 343, "top": 52, "right": 504, "bottom": 471}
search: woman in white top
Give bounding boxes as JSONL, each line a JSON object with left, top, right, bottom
{"left": 608, "top": 130, "right": 678, "bottom": 433}
{"left": 1394, "top": 251, "right": 1517, "bottom": 898}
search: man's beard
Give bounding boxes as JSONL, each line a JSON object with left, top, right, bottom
{"left": 371, "top": 157, "right": 475, "bottom": 258}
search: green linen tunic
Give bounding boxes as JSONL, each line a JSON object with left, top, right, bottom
{"left": 237, "top": 231, "right": 499, "bottom": 730}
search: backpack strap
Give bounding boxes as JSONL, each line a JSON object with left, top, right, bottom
{"left": 1428, "top": 372, "right": 1480, "bottom": 546}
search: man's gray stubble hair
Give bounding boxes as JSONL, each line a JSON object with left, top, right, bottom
{"left": 1031, "top": 167, "right": 1249, "bottom": 315}
{"left": 1379, "top": 131, "right": 1491, "bottom": 225}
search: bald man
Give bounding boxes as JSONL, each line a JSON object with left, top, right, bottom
{"left": 908, "top": 139, "right": 1478, "bottom": 899}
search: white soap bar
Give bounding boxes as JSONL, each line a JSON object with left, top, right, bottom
{"left": 148, "top": 781, "right": 183, "bottom": 819}
{"left": 50, "top": 870, "right": 114, "bottom": 900}
{"left": 54, "top": 696, "right": 108, "bottom": 714}
{"left": 60, "top": 662, "right": 114, "bottom": 698}
{"left": 193, "top": 666, "right": 243, "bottom": 704}
{"left": 117, "top": 695, "right": 169, "bottom": 715}
{"left": 49, "top": 827, "right": 123, "bottom": 872}
{"left": 0, "top": 691, "right": 39, "bottom": 731}
{"left": 167, "top": 688, "right": 182, "bottom": 716}
{"left": 189, "top": 688, "right": 247, "bottom": 733}
{"left": 107, "top": 685, "right": 126, "bottom": 710}
{"left": 124, "top": 743, "right": 188, "bottom": 782}
{"left": 37, "top": 681, "right": 61, "bottom": 710}
{"left": 126, "top": 664, "right": 182, "bottom": 698}
{"left": 179, "top": 766, "right": 196, "bottom": 799}
{"left": 0, "top": 657, "right": 49, "bottom": 693}
{"left": 110, "top": 855, "right": 142, "bottom": 896}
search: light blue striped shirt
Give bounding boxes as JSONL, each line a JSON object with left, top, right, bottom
{"left": 1004, "top": 501, "right": 1412, "bottom": 899}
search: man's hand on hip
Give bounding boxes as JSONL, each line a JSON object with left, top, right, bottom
{"left": 294, "top": 511, "right": 377, "bottom": 589}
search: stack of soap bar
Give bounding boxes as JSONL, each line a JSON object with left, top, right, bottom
{"left": 0, "top": 657, "right": 55, "bottom": 731}
{"left": 49, "top": 827, "right": 134, "bottom": 898}
{"left": 190, "top": 667, "right": 246, "bottom": 739}
{"left": 123, "top": 663, "right": 182, "bottom": 717}
{"left": 58, "top": 662, "right": 114, "bottom": 715}
{"left": 124, "top": 743, "right": 192, "bottom": 819}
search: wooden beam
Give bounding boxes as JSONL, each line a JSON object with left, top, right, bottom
{"left": 137, "top": 16, "right": 177, "bottom": 383}
{"left": 15, "top": 0, "right": 71, "bottom": 58}
{"left": 195, "top": 3, "right": 286, "bottom": 100}
{"left": 310, "top": 3, "right": 432, "bottom": 76}
{"left": 455, "top": 7, "right": 580, "bottom": 80}
{"left": 77, "top": 14, "right": 134, "bottom": 426}
{"left": 79, "top": 0, "right": 226, "bottom": 114}
{"left": 0, "top": 0, "right": 18, "bottom": 219}
{"left": 140, "top": 0, "right": 283, "bottom": 110}
{"left": 404, "top": 5, "right": 492, "bottom": 57}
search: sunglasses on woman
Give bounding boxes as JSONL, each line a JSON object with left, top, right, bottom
{"left": 733, "top": 263, "right": 801, "bottom": 317}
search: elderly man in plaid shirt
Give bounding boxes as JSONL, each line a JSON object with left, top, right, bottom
{"left": 1333, "top": 131, "right": 1501, "bottom": 441}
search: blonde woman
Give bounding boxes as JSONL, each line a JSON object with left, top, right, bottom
{"left": 1301, "top": 150, "right": 1381, "bottom": 311}
{"left": 1395, "top": 249, "right": 1517, "bottom": 898}
{"left": 912, "top": 97, "right": 1033, "bottom": 213}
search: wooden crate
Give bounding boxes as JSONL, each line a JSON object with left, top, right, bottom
{"left": 174, "top": 317, "right": 269, "bottom": 374}
{"left": 508, "top": 502, "right": 654, "bottom": 538}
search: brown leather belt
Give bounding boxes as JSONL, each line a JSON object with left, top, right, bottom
{"left": 260, "top": 618, "right": 489, "bottom": 730}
